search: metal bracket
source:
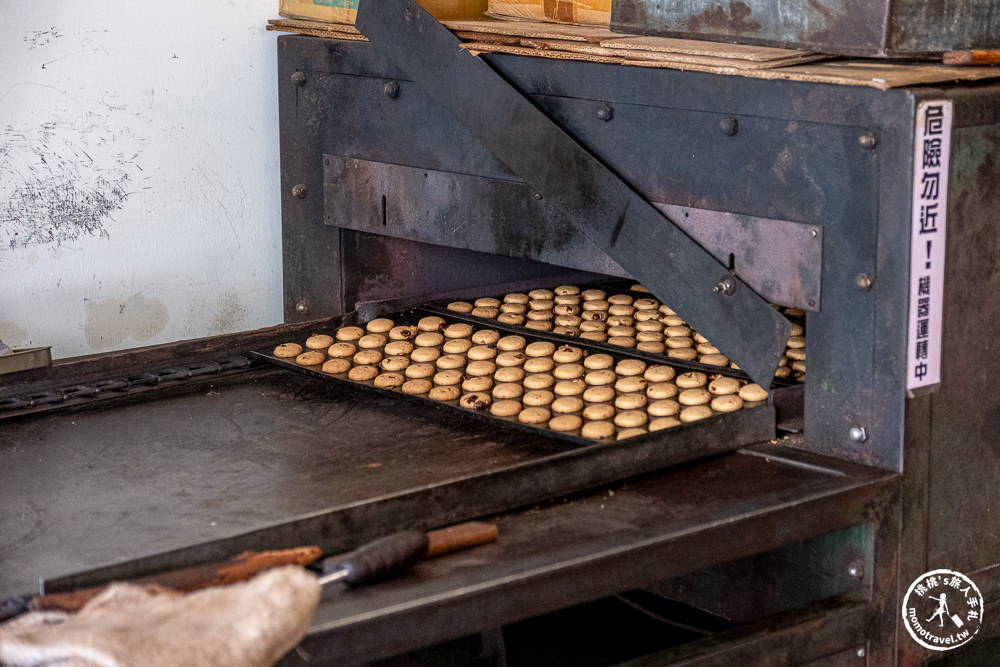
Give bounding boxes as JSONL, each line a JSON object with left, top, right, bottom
{"left": 355, "top": 0, "right": 792, "bottom": 387}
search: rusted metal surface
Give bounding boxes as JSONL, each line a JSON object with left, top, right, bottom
{"left": 610, "top": 0, "right": 1000, "bottom": 57}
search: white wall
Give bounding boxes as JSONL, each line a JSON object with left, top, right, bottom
{"left": 0, "top": 1, "right": 284, "bottom": 360}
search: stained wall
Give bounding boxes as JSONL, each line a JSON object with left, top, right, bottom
{"left": 1, "top": 1, "right": 283, "bottom": 359}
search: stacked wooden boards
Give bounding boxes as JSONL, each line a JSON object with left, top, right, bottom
{"left": 266, "top": 17, "right": 1000, "bottom": 90}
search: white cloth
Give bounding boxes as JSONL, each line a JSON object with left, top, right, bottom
{"left": 0, "top": 566, "right": 320, "bottom": 667}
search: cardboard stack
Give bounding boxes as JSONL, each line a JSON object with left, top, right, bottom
{"left": 279, "top": 0, "right": 488, "bottom": 24}
{"left": 487, "top": 0, "right": 611, "bottom": 26}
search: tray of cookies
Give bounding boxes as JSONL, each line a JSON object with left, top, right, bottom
{"left": 425, "top": 281, "right": 806, "bottom": 383}
{"left": 254, "top": 308, "right": 775, "bottom": 448}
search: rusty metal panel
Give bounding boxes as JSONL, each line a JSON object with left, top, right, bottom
{"left": 610, "top": 0, "right": 1000, "bottom": 57}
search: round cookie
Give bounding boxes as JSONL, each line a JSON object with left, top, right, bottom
{"left": 404, "top": 363, "right": 436, "bottom": 379}
{"left": 494, "top": 366, "right": 525, "bottom": 383}
{"left": 553, "top": 304, "right": 580, "bottom": 316}
{"left": 357, "top": 334, "right": 387, "bottom": 349}
{"left": 739, "top": 383, "right": 769, "bottom": 402}
{"left": 497, "top": 313, "right": 524, "bottom": 325}
{"left": 635, "top": 320, "right": 663, "bottom": 332}
{"left": 679, "top": 405, "right": 713, "bottom": 423}
{"left": 296, "top": 350, "right": 325, "bottom": 367}
{"left": 460, "top": 392, "right": 492, "bottom": 410}
{"left": 552, "top": 345, "right": 585, "bottom": 363}
{"left": 554, "top": 314, "right": 582, "bottom": 327}
{"left": 700, "top": 354, "right": 730, "bottom": 367}
{"left": 524, "top": 357, "right": 555, "bottom": 373}
{"left": 475, "top": 297, "right": 502, "bottom": 308}
{"left": 380, "top": 355, "right": 411, "bottom": 372}
{"left": 525, "top": 341, "right": 556, "bottom": 357}
{"left": 374, "top": 372, "right": 405, "bottom": 389}
{"left": 410, "top": 347, "right": 441, "bottom": 363}
{"left": 554, "top": 285, "right": 581, "bottom": 296}
{"left": 582, "top": 403, "right": 616, "bottom": 421}
{"left": 442, "top": 339, "right": 473, "bottom": 355}
{"left": 321, "top": 358, "right": 351, "bottom": 374}
{"left": 647, "top": 399, "right": 680, "bottom": 417}
{"left": 697, "top": 343, "right": 721, "bottom": 355}
{"left": 496, "top": 335, "right": 527, "bottom": 351}
{"left": 523, "top": 374, "right": 555, "bottom": 390}
{"left": 335, "top": 326, "right": 365, "bottom": 342}
{"left": 417, "top": 316, "right": 446, "bottom": 332}
{"left": 401, "top": 379, "right": 432, "bottom": 395}
{"left": 501, "top": 304, "right": 527, "bottom": 314}
{"left": 579, "top": 320, "right": 606, "bottom": 332}
{"left": 787, "top": 335, "right": 806, "bottom": 349}
{"left": 711, "top": 395, "right": 744, "bottom": 413}
{"left": 787, "top": 348, "right": 807, "bottom": 361}
{"left": 492, "top": 383, "right": 524, "bottom": 400}
{"left": 581, "top": 311, "right": 608, "bottom": 322}
{"left": 678, "top": 388, "right": 712, "bottom": 406}
{"left": 708, "top": 376, "right": 741, "bottom": 395}
{"left": 584, "top": 354, "right": 614, "bottom": 370}
{"left": 607, "top": 336, "right": 637, "bottom": 348}
{"left": 634, "top": 298, "right": 659, "bottom": 310}
{"left": 580, "top": 331, "right": 608, "bottom": 342}
{"left": 524, "top": 320, "right": 553, "bottom": 332}
{"left": 305, "top": 334, "right": 334, "bottom": 350}
{"left": 665, "top": 336, "right": 695, "bottom": 349}
{"left": 528, "top": 288, "right": 554, "bottom": 300}
{"left": 646, "top": 382, "right": 678, "bottom": 400}
{"left": 435, "top": 354, "right": 466, "bottom": 370}
{"left": 491, "top": 400, "right": 522, "bottom": 417}
{"left": 442, "top": 322, "right": 473, "bottom": 339}
{"left": 554, "top": 379, "right": 586, "bottom": 396}
{"left": 518, "top": 407, "right": 551, "bottom": 424}
{"left": 472, "top": 329, "right": 501, "bottom": 345}
{"left": 584, "top": 369, "right": 617, "bottom": 386}
{"left": 581, "top": 288, "right": 607, "bottom": 301}
{"left": 433, "top": 369, "right": 464, "bottom": 386}
{"left": 665, "top": 325, "right": 692, "bottom": 338}
{"left": 528, "top": 299, "right": 554, "bottom": 312}
{"left": 447, "top": 301, "right": 473, "bottom": 313}
{"left": 615, "top": 393, "right": 648, "bottom": 410}
{"left": 428, "top": 385, "right": 460, "bottom": 401}
{"left": 615, "top": 410, "right": 649, "bottom": 428}
{"left": 636, "top": 342, "right": 666, "bottom": 354}
{"left": 553, "top": 363, "right": 585, "bottom": 380}
{"left": 366, "top": 318, "right": 395, "bottom": 334}
{"left": 384, "top": 341, "right": 413, "bottom": 357}
{"left": 549, "top": 414, "right": 583, "bottom": 432}
{"left": 581, "top": 420, "right": 615, "bottom": 439}
{"left": 472, "top": 307, "right": 499, "bottom": 319}
{"left": 414, "top": 332, "right": 444, "bottom": 348}
{"left": 462, "top": 376, "right": 493, "bottom": 393}
{"left": 676, "top": 372, "right": 708, "bottom": 389}
{"left": 503, "top": 292, "right": 529, "bottom": 304}
{"left": 607, "top": 325, "right": 636, "bottom": 338}
{"left": 348, "top": 366, "right": 379, "bottom": 382}
{"left": 522, "top": 389, "right": 555, "bottom": 406}
{"left": 667, "top": 348, "right": 698, "bottom": 361}
{"left": 465, "top": 360, "right": 497, "bottom": 377}
{"left": 353, "top": 349, "right": 383, "bottom": 366}
{"left": 582, "top": 385, "right": 615, "bottom": 404}
{"left": 388, "top": 325, "right": 418, "bottom": 341}
{"left": 327, "top": 342, "right": 357, "bottom": 358}
{"left": 615, "top": 359, "right": 647, "bottom": 376}
{"left": 649, "top": 417, "right": 682, "bottom": 432}
{"left": 615, "top": 376, "right": 647, "bottom": 394}
{"left": 644, "top": 365, "right": 676, "bottom": 383}
{"left": 496, "top": 351, "right": 527, "bottom": 367}
{"left": 274, "top": 342, "right": 303, "bottom": 358}
{"left": 630, "top": 283, "right": 649, "bottom": 292}
{"left": 617, "top": 428, "right": 648, "bottom": 440}
{"left": 551, "top": 396, "right": 584, "bottom": 414}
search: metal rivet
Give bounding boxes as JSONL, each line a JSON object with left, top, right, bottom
{"left": 295, "top": 299, "right": 310, "bottom": 315}
{"left": 859, "top": 132, "right": 878, "bottom": 149}
{"left": 323, "top": 157, "right": 331, "bottom": 166}
{"left": 856, "top": 647, "right": 867, "bottom": 658}
{"left": 848, "top": 561, "right": 864, "bottom": 579}
{"left": 533, "top": 192, "right": 543, "bottom": 200}
{"left": 855, "top": 273, "right": 873, "bottom": 291}
{"left": 808, "top": 298, "right": 817, "bottom": 308}
{"left": 849, "top": 426, "right": 869, "bottom": 443}
{"left": 719, "top": 117, "right": 739, "bottom": 136}
{"left": 597, "top": 104, "right": 613, "bottom": 122}
{"left": 291, "top": 184, "right": 308, "bottom": 199}
{"left": 291, "top": 71, "right": 306, "bottom": 86}
{"left": 712, "top": 276, "right": 737, "bottom": 296}
{"left": 384, "top": 81, "right": 400, "bottom": 99}
{"left": 810, "top": 229, "right": 819, "bottom": 239}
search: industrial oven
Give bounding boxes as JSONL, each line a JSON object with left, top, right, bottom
{"left": 3, "top": 1, "right": 1000, "bottom": 664}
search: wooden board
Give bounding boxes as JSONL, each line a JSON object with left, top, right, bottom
{"left": 602, "top": 34, "right": 816, "bottom": 62}
{"left": 445, "top": 18, "right": 619, "bottom": 42}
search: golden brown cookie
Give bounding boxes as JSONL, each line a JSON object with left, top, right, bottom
{"left": 614, "top": 410, "right": 648, "bottom": 428}
{"left": 503, "top": 292, "right": 529, "bottom": 304}
{"left": 447, "top": 301, "right": 474, "bottom": 313}
{"left": 615, "top": 393, "right": 648, "bottom": 410}
{"left": 273, "top": 343, "right": 303, "bottom": 358}
{"left": 523, "top": 373, "right": 555, "bottom": 390}
{"left": 471, "top": 306, "right": 499, "bottom": 319}
{"left": 410, "top": 347, "right": 441, "bottom": 363}
{"left": 554, "top": 379, "right": 586, "bottom": 396}
{"left": 496, "top": 335, "right": 527, "bottom": 351}
{"left": 321, "top": 358, "right": 351, "bottom": 374}
{"left": 549, "top": 414, "right": 583, "bottom": 432}
{"left": 643, "top": 365, "right": 676, "bottom": 382}
{"left": 305, "top": 334, "right": 334, "bottom": 350}
{"left": 615, "top": 376, "right": 647, "bottom": 394}
{"left": 647, "top": 399, "right": 680, "bottom": 417}
{"left": 490, "top": 399, "right": 522, "bottom": 417}
{"left": 579, "top": 331, "right": 608, "bottom": 342}
{"left": 676, "top": 372, "right": 708, "bottom": 389}
{"left": 496, "top": 351, "right": 527, "bottom": 367}
{"left": 388, "top": 325, "right": 418, "bottom": 341}
{"left": 583, "top": 354, "right": 614, "bottom": 370}
{"left": 417, "top": 316, "right": 446, "bottom": 331}
{"left": 615, "top": 359, "right": 647, "bottom": 376}
{"left": 523, "top": 357, "right": 555, "bottom": 373}
{"left": 465, "top": 360, "right": 497, "bottom": 377}
{"left": 517, "top": 406, "right": 551, "bottom": 424}
{"left": 428, "top": 385, "right": 461, "bottom": 401}
{"left": 471, "top": 329, "right": 501, "bottom": 345}
{"left": 711, "top": 395, "right": 743, "bottom": 413}
{"left": 678, "top": 388, "right": 711, "bottom": 406}
{"left": 581, "top": 288, "right": 607, "bottom": 301}
{"left": 353, "top": 349, "right": 383, "bottom": 366}
{"left": 739, "top": 383, "right": 769, "bottom": 402}
{"left": 494, "top": 367, "right": 525, "bottom": 384}
{"left": 335, "top": 326, "right": 365, "bottom": 342}
{"left": 414, "top": 332, "right": 444, "bottom": 348}
{"left": 404, "top": 363, "right": 435, "bottom": 379}
{"left": 649, "top": 417, "right": 682, "bottom": 432}
{"left": 442, "top": 339, "right": 473, "bottom": 355}
{"left": 581, "top": 420, "right": 615, "bottom": 439}
{"left": 616, "top": 427, "right": 648, "bottom": 440}
{"left": 554, "top": 285, "right": 581, "bottom": 296}
{"left": 646, "top": 382, "right": 678, "bottom": 400}
{"left": 433, "top": 369, "right": 464, "bottom": 386}
{"left": 380, "top": 355, "right": 411, "bottom": 372}
{"left": 679, "top": 405, "right": 713, "bottom": 423}
{"left": 522, "top": 389, "right": 555, "bottom": 406}
{"left": 582, "top": 385, "right": 615, "bottom": 404}
{"left": 357, "top": 334, "right": 387, "bottom": 349}
{"left": 435, "top": 354, "right": 467, "bottom": 370}
{"left": 348, "top": 366, "right": 379, "bottom": 382}
{"left": 582, "top": 402, "right": 616, "bottom": 421}
{"left": 366, "top": 318, "right": 394, "bottom": 334}
{"left": 442, "top": 322, "right": 473, "bottom": 339}
{"left": 552, "top": 345, "right": 585, "bottom": 364}
{"left": 383, "top": 341, "right": 414, "bottom": 357}
{"left": 460, "top": 392, "right": 492, "bottom": 410}
{"left": 462, "top": 376, "right": 493, "bottom": 393}
{"left": 708, "top": 377, "right": 741, "bottom": 395}
{"left": 524, "top": 320, "right": 553, "bottom": 332}
{"left": 584, "top": 369, "right": 617, "bottom": 386}
{"left": 667, "top": 348, "right": 698, "bottom": 361}
{"left": 553, "top": 363, "right": 585, "bottom": 380}
{"left": 551, "top": 396, "right": 584, "bottom": 414}
{"left": 492, "top": 383, "right": 524, "bottom": 400}
{"left": 636, "top": 342, "right": 666, "bottom": 354}
{"left": 374, "top": 373, "right": 405, "bottom": 389}
{"left": 401, "top": 379, "right": 433, "bottom": 395}
{"left": 525, "top": 341, "right": 557, "bottom": 357}
{"left": 700, "top": 354, "right": 730, "bottom": 367}
{"left": 528, "top": 288, "right": 554, "bottom": 300}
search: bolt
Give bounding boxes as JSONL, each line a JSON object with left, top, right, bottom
{"left": 856, "top": 647, "right": 867, "bottom": 658}
{"left": 295, "top": 299, "right": 310, "bottom": 315}
{"left": 713, "top": 276, "right": 737, "bottom": 296}
{"left": 859, "top": 132, "right": 878, "bottom": 150}
{"left": 848, "top": 561, "right": 865, "bottom": 579}
{"left": 855, "top": 272, "right": 873, "bottom": 291}
{"left": 810, "top": 228, "right": 819, "bottom": 239}
{"left": 849, "top": 426, "right": 869, "bottom": 443}
{"left": 597, "top": 104, "right": 613, "bottom": 122}
{"left": 808, "top": 298, "right": 816, "bottom": 308}
{"left": 323, "top": 157, "right": 331, "bottom": 166}
{"left": 291, "top": 184, "right": 308, "bottom": 199}
{"left": 533, "top": 192, "right": 543, "bottom": 200}
{"left": 291, "top": 71, "right": 306, "bottom": 86}
{"left": 384, "top": 81, "right": 400, "bottom": 98}
{"left": 719, "top": 116, "right": 739, "bottom": 136}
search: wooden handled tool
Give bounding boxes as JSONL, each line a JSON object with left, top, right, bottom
{"left": 1, "top": 522, "right": 498, "bottom": 620}
{"left": 943, "top": 50, "right": 1000, "bottom": 66}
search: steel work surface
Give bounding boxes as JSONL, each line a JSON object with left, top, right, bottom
{"left": 1, "top": 365, "right": 767, "bottom": 598}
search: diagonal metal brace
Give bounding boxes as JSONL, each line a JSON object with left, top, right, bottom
{"left": 355, "top": 0, "right": 792, "bottom": 388}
